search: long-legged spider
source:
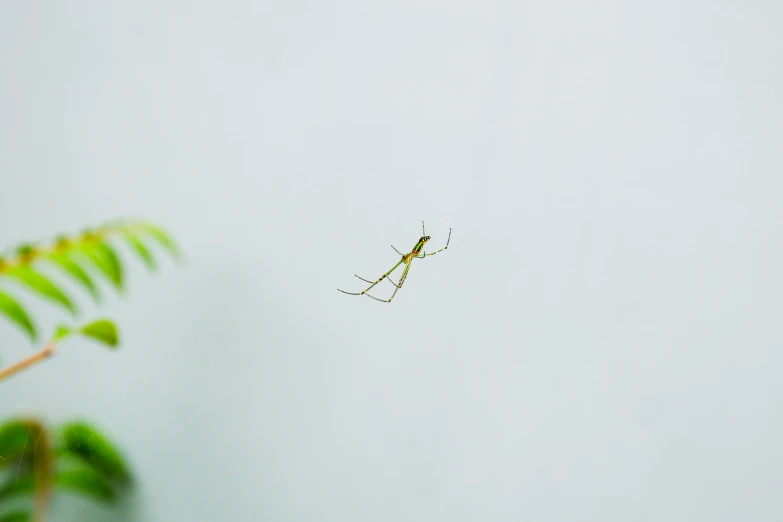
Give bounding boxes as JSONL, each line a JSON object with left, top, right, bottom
{"left": 337, "top": 221, "right": 451, "bottom": 303}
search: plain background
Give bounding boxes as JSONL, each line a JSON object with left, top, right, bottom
{"left": 1, "top": 1, "right": 782, "bottom": 521}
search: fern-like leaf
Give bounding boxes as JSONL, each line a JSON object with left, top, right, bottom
{"left": 122, "top": 232, "right": 156, "bottom": 272}
{"left": 79, "top": 243, "right": 123, "bottom": 291}
{"left": 79, "top": 319, "right": 119, "bottom": 348}
{"left": 5, "top": 267, "right": 77, "bottom": 316}
{"left": 139, "top": 223, "right": 181, "bottom": 261}
{"left": 0, "top": 218, "right": 178, "bottom": 345}
{"left": 52, "top": 324, "right": 72, "bottom": 342}
{"left": 0, "top": 291, "right": 37, "bottom": 341}
{"left": 45, "top": 252, "right": 101, "bottom": 302}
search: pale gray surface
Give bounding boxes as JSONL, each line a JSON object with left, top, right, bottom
{"left": 1, "top": 1, "right": 782, "bottom": 521}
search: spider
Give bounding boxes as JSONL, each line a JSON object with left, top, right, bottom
{"left": 337, "top": 221, "right": 451, "bottom": 303}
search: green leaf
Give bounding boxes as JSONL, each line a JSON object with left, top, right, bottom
{"left": 0, "top": 420, "right": 30, "bottom": 462}
{"left": 52, "top": 324, "right": 72, "bottom": 342}
{"left": 56, "top": 467, "right": 117, "bottom": 503}
{"left": 140, "top": 223, "right": 181, "bottom": 261}
{"left": 79, "top": 319, "right": 119, "bottom": 348}
{"left": 55, "top": 422, "right": 131, "bottom": 484}
{"left": 0, "top": 474, "right": 34, "bottom": 501}
{"left": 0, "top": 291, "right": 37, "bottom": 341}
{"left": 0, "top": 420, "right": 41, "bottom": 472}
{"left": 46, "top": 252, "right": 101, "bottom": 302}
{"left": 0, "top": 510, "right": 31, "bottom": 522}
{"left": 5, "top": 266, "right": 77, "bottom": 317}
{"left": 79, "top": 243, "right": 123, "bottom": 291}
{"left": 122, "top": 232, "right": 156, "bottom": 272}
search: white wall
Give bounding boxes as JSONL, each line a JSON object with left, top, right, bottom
{"left": 1, "top": 1, "right": 782, "bottom": 521}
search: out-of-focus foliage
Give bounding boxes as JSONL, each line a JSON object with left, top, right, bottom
{"left": 0, "top": 418, "right": 132, "bottom": 520}
{"left": 0, "top": 219, "right": 180, "bottom": 343}
{"left": 0, "top": 217, "right": 181, "bottom": 520}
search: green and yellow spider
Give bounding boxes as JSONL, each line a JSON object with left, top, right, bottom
{"left": 337, "top": 221, "right": 451, "bottom": 303}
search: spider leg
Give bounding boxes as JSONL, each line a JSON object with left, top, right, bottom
{"left": 366, "top": 262, "right": 411, "bottom": 303}
{"left": 355, "top": 273, "right": 401, "bottom": 288}
{"left": 423, "top": 228, "right": 451, "bottom": 257}
{"left": 338, "top": 259, "right": 404, "bottom": 296}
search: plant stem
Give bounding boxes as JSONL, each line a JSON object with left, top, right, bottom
{"left": 0, "top": 342, "right": 55, "bottom": 382}
{"left": 30, "top": 419, "right": 54, "bottom": 522}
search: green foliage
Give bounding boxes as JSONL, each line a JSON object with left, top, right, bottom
{"left": 55, "top": 462, "right": 116, "bottom": 503}
{"left": 52, "top": 319, "right": 119, "bottom": 348}
{"left": 56, "top": 422, "right": 131, "bottom": 485}
{"left": 79, "top": 320, "right": 119, "bottom": 347}
{"left": 0, "top": 218, "right": 178, "bottom": 520}
{"left": 0, "top": 511, "right": 30, "bottom": 522}
{"left": 79, "top": 242, "right": 124, "bottom": 292}
{"left": 47, "top": 253, "right": 101, "bottom": 302}
{"left": 0, "top": 292, "right": 36, "bottom": 341}
{"left": 52, "top": 324, "right": 72, "bottom": 342}
{"left": 5, "top": 267, "right": 77, "bottom": 316}
{"left": 0, "top": 220, "right": 179, "bottom": 343}
{"left": 0, "top": 418, "right": 131, "bottom": 520}
{"left": 122, "top": 232, "right": 156, "bottom": 272}
{"left": 138, "top": 222, "right": 182, "bottom": 261}
{"left": 0, "top": 474, "right": 33, "bottom": 500}
{"left": 0, "top": 419, "right": 51, "bottom": 522}
{"left": 0, "top": 420, "right": 38, "bottom": 466}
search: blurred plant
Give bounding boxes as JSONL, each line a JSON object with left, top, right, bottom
{"left": 0, "top": 418, "right": 131, "bottom": 522}
{"left": 0, "top": 218, "right": 180, "bottom": 521}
